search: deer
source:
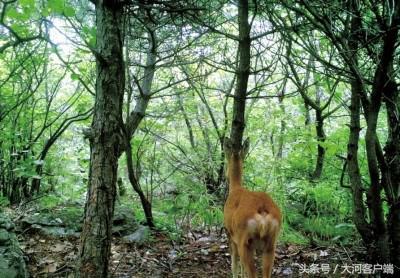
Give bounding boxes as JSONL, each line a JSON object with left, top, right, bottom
{"left": 223, "top": 137, "right": 282, "bottom": 278}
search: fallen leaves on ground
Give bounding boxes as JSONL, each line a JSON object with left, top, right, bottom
{"left": 19, "top": 230, "right": 366, "bottom": 277}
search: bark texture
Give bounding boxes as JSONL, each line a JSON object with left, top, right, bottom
{"left": 385, "top": 78, "right": 400, "bottom": 268}
{"left": 123, "top": 19, "right": 156, "bottom": 228}
{"left": 78, "top": 1, "right": 125, "bottom": 277}
{"left": 347, "top": 77, "right": 372, "bottom": 245}
{"left": 345, "top": 3, "right": 368, "bottom": 239}
{"left": 230, "top": 0, "right": 250, "bottom": 149}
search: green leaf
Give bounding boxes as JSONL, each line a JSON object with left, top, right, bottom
{"left": 82, "top": 26, "right": 97, "bottom": 47}
{"left": 20, "top": 0, "right": 35, "bottom": 7}
{"left": 22, "top": 6, "right": 34, "bottom": 18}
{"left": 82, "top": 26, "right": 90, "bottom": 35}
{"left": 71, "top": 73, "right": 80, "bottom": 80}
{"left": 10, "top": 23, "right": 29, "bottom": 36}
{"left": 6, "top": 7, "right": 30, "bottom": 21}
{"left": 64, "top": 6, "right": 75, "bottom": 17}
{"left": 41, "top": 7, "right": 51, "bottom": 17}
{"left": 48, "top": 0, "right": 65, "bottom": 14}
{"left": 6, "top": 7, "right": 20, "bottom": 19}
{"left": 88, "top": 36, "right": 96, "bottom": 48}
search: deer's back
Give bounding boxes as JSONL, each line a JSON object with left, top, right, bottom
{"left": 224, "top": 187, "right": 281, "bottom": 236}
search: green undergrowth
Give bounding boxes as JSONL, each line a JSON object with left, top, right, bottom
{"left": 282, "top": 178, "right": 358, "bottom": 246}
{"left": 28, "top": 171, "right": 359, "bottom": 249}
{"left": 128, "top": 191, "right": 224, "bottom": 242}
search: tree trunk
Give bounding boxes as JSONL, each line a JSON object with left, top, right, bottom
{"left": 384, "top": 75, "right": 400, "bottom": 271}
{"left": 276, "top": 87, "right": 286, "bottom": 159}
{"left": 177, "top": 94, "right": 196, "bottom": 149}
{"left": 78, "top": 1, "right": 125, "bottom": 277}
{"left": 365, "top": 0, "right": 399, "bottom": 262}
{"left": 125, "top": 134, "right": 154, "bottom": 227}
{"left": 311, "top": 109, "right": 325, "bottom": 180}
{"left": 365, "top": 89, "right": 390, "bottom": 264}
{"left": 230, "top": 0, "right": 250, "bottom": 149}
{"left": 389, "top": 202, "right": 400, "bottom": 271}
{"left": 347, "top": 76, "right": 372, "bottom": 245}
{"left": 31, "top": 141, "right": 50, "bottom": 195}
{"left": 303, "top": 102, "right": 313, "bottom": 172}
{"left": 31, "top": 165, "right": 42, "bottom": 195}
{"left": 123, "top": 22, "right": 156, "bottom": 227}
{"left": 125, "top": 21, "right": 155, "bottom": 140}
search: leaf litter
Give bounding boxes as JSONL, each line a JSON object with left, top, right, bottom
{"left": 19, "top": 229, "right": 367, "bottom": 277}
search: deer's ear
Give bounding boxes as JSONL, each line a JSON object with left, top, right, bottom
{"left": 240, "top": 137, "right": 250, "bottom": 158}
{"left": 223, "top": 137, "right": 233, "bottom": 155}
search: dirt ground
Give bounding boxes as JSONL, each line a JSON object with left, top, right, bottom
{"left": 19, "top": 229, "right": 371, "bottom": 277}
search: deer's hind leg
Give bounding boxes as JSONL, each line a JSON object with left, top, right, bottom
{"left": 261, "top": 237, "right": 277, "bottom": 278}
{"left": 238, "top": 237, "right": 256, "bottom": 278}
{"left": 228, "top": 236, "right": 240, "bottom": 278}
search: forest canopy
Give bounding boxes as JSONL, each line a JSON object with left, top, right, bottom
{"left": 0, "top": 0, "right": 399, "bottom": 277}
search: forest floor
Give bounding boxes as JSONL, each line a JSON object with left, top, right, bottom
{"left": 20, "top": 229, "right": 370, "bottom": 277}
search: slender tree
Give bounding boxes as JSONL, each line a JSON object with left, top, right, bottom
{"left": 230, "top": 0, "right": 251, "bottom": 148}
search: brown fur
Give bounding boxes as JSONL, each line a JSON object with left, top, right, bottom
{"left": 224, "top": 138, "right": 281, "bottom": 278}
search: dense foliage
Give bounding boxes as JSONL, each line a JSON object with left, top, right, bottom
{"left": 0, "top": 0, "right": 399, "bottom": 276}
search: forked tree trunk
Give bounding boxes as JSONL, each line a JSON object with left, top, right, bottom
{"left": 363, "top": 0, "right": 399, "bottom": 261}
{"left": 78, "top": 1, "right": 125, "bottom": 277}
{"left": 346, "top": 0, "right": 385, "bottom": 263}
{"left": 123, "top": 19, "right": 156, "bottom": 228}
